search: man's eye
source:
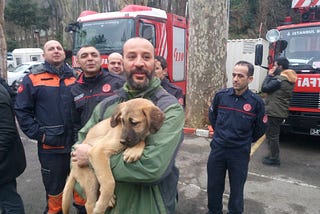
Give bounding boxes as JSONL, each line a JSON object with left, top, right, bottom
{"left": 143, "top": 55, "right": 151, "bottom": 60}
{"left": 127, "top": 55, "right": 135, "bottom": 60}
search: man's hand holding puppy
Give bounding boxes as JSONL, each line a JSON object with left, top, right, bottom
{"left": 71, "top": 144, "right": 91, "bottom": 167}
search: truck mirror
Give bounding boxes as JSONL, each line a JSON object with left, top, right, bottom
{"left": 255, "top": 44, "right": 263, "bottom": 66}
{"left": 65, "top": 22, "right": 80, "bottom": 32}
{"left": 276, "top": 40, "right": 288, "bottom": 53}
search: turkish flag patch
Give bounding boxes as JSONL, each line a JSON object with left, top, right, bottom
{"left": 102, "top": 84, "right": 111, "bottom": 93}
{"left": 17, "top": 84, "right": 24, "bottom": 93}
{"left": 263, "top": 115, "right": 268, "bottom": 123}
{"left": 243, "top": 103, "right": 252, "bottom": 111}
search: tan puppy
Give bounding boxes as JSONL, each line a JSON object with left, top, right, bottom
{"left": 62, "top": 98, "right": 165, "bottom": 214}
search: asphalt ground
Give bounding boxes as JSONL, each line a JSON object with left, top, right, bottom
{"left": 14, "top": 133, "right": 320, "bottom": 214}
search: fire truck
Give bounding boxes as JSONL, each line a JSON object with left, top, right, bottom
{"left": 255, "top": 0, "right": 320, "bottom": 136}
{"left": 66, "top": 4, "right": 188, "bottom": 95}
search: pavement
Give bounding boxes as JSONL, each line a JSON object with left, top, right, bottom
{"left": 15, "top": 130, "right": 320, "bottom": 214}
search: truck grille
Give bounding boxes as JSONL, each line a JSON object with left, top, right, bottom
{"left": 290, "top": 92, "right": 320, "bottom": 109}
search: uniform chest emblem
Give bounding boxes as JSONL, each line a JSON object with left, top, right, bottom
{"left": 18, "top": 84, "right": 24, "bottom": 93}
{"left": 263, "top": 115, "right": 268, "bottom": 123}
{"left": 102, "top": 84, "right": 111, "bottom": 93}
{"left": 178, "top": 98, "right": 184, "bottom": 106}
{"left": 243, "top": 103, "right": 252, "bottom": 111}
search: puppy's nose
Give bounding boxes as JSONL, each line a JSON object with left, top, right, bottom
{"left": 120, "top": 139, "right": 126, "bottom": 145}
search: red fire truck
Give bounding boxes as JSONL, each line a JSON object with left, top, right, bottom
{"left": 66, "top": 4, "right": 188, "bottom": 95}
{"left": 255, "top": 0, "right": 320, "bottom": 136}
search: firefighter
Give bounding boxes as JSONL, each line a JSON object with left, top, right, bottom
{"left": 207, "top": 61, "right": 267, "bottom": 214}
{"left": 14, "top": 40, "right": 81, "bottom": 214}
{"left": 155, "top": 55, "right": 184, "bottom": 106}
{"left": 71, "top": 46, "right": 125, "bottom": 140}
{"left": 107, "top": 52, "right": 124, "bottom": 76}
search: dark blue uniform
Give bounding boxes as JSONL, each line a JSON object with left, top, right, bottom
{"left": 71, "top": 69, "right": 125, "bottom": 139}
{"left": 161, "top": 78, "right": 184, "bottom": 106}
{"left": 207, "top": 88, "right": 266, "bottom": 214}
{"left": 14, "top": 61, "right": 77, "bottom": 213}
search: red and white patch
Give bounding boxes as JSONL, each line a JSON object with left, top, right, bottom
{"left": 102, "top": 84, "right": 111, "bottom": 93}
{"left": 178, "top": 98, "right": 184, "bottom": 106}
{"left": 17, "top": 84, "right": 24, "bottom": 93}
{"left": 263, "top": 115, "right": 268, "bottom": 123}
{"left": 243, "top": 103, "right": 252, "bottom": 111}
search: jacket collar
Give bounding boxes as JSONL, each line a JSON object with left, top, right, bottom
{"left": 122, "top": 78, "right": 161, "bottom": 99}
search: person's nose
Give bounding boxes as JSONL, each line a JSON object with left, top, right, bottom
{"left": 233, "top": 75, "right": 239, "bottom": 82}
{"left": 134, "top": 56, "right": 144, "bottom": 67}
{"left": 87, "top": 54, "right": 94, "bottom": 61}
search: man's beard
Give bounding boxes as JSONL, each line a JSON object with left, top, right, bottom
{"left": 126, "top": 68, "right": 154, "bottom": 90}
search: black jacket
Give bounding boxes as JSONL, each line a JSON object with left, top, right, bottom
{"left": 0, "top": 77, "right": 16, "bottom": 102}
{"left": 161, "top": 78, "right": 184, "bottom": 106}
{"left": 0, "top": 84, "right": 26, "bottom": 185}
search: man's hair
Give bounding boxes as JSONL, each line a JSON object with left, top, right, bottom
{"left": 155, "top": 56, "right": 167, "bottom": 69}
{"left": 275, "top": 57, "right": 289, "bottom": 69}
{"left": 235, "top": 60, "right": 254, "bottom": 77}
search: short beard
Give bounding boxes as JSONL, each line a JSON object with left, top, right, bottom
{"left": 126, "top": 68, "right": 154, "bottom": 90}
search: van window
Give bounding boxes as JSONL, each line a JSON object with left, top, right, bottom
{"left": 31, "top": 56, "right": 39, "bottom": 61}
{"left": 16, "top": 58, "right": 22, "bottom": 66}
{"left": 7, "top": 53, "right": 13, "bottom": 61}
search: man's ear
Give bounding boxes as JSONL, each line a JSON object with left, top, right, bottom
{"left": 164, "top": 68, "right": 168, "bottom": 76}
{"left": 248, "top": 75, "right": 254, "bottom": 84}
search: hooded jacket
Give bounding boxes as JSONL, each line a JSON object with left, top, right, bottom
{"left": 261, "top": 69, "right": 297, "bottom": 118}
{"left": 0, "top": 84, "right": 26, "bottom": 185}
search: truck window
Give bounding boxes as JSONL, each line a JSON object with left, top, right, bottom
{"left": 139, "top": 23, "right": 155, "bottom": 46}
{"left": 73, "top": 19, "right": 135, "bottom": 54}
{"left": 280, "top": 26, "right": 320, "bottom": 67}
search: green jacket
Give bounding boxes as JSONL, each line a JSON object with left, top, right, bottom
{"left": 261, "top": 69, "right": 297, "bottom": 118}
{"left": 76, "top": 78, "right": 184, "bottom": 214}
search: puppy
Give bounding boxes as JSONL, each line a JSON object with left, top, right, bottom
{"left": 62, "top": 98, "right": 165, "bottom": 214}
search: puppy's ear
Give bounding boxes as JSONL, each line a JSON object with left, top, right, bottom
{"left": 110, "top": 104, "right": 123, "bottom": 127}
{"left": 145, "top": 106, "right": 165, "bottom": 134}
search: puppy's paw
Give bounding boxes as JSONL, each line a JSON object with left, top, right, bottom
{"left": 123, "top": 147, "right": 144, "bottom": 163}
{"left": 107, "top": 195, "right": 116, "bottom": 208}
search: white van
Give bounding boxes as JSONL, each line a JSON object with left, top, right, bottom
{"left": 12, "top": 48, "right": 44, "bottom": 67}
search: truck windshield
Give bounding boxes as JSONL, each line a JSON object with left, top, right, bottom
{"left": 279, "top": 26, "right": 320, "bottom": 70}
{"left": 73, "top": 18, "right": 135, "bottom": 54}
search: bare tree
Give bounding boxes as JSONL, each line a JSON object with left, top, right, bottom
{"left": 0, "top": 0, "right": 7, "bottom": 79}
{"left": 185, "top": 0, "right": 228, "bottom": 128}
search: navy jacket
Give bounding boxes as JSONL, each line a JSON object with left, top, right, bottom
{"left": 14, "top": 61, "right": 76, "bottom": 153}
{"left": 161, "top": 78, "right": 184, "bottom": 106}
{"left": 71, "top": 69, "right": 125, "bottom": 138}
{"left": 209, "top": 88, "right": 266, "bottom": 148}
